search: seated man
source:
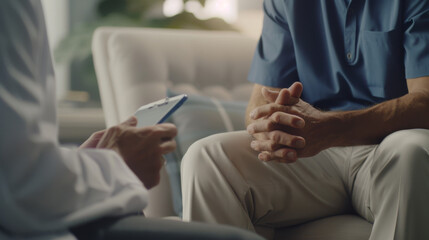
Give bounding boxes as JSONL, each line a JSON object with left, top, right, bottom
{"left": 0, "top": 1, "right": 263, "bottom": 240}
{"left": 181, "top": 0, "right": 429, "bottom": 239}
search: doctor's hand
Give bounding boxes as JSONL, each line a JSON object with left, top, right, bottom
{"left": 80, "top": 130, "right": 106, "bottom": 149}
{"left": 247, "top": 82, "right": 329, "bottom": 163}
{"left": 84, "top": 117, "right": 177, "bottom": 189}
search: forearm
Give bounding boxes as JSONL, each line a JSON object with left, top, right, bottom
{"left": 325, "top": 91, "right": 429, "bottom": 147}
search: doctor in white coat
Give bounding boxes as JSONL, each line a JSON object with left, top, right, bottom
{"left": 0, "top": 1, "right": 263, "bottom": 240}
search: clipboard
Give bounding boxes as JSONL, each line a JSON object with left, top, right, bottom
{"left": 134, "top": 94, "right": 188, "bottom": 128}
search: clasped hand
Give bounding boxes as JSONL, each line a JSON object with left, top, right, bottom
{"left": 247, "top": 82, "right": 328, "bottom": 163}
{"left": 80, "top": 117, "right": 177, "bottom": 189}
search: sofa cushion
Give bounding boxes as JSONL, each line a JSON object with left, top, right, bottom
{"left": 274, "top": 215, "right": 372, "bottom": 240}
{"left": 165, "top": 90, "right": 248, "bottom": 216}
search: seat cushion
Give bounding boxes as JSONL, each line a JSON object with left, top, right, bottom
{"left": 165, "top": 91, "right": 248, "bottom": 216}
{"left": 274, "top": 215, "right": 372, "bottom": 240}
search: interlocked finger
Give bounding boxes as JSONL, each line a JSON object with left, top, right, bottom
{"left": 258, "top": 148, "right": 298, "bottom": 163}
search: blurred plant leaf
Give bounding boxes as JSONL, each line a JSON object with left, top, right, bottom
{"left": 184, "top": 0, "right": 206, "bottom": 7}
{"left": 124, "top": 0, "right": 163, "bottom": 17}
{"left": 56, "top": 0, "right": 236, "bottom": 63}
{"left": 98, "top": 0, "right": 161, "bottom": 18}
{"left": 56, "top": 0, "right": 235, "bottom": 102}
{"left": 146, "top": 12, "right": 236, "bottom": 31}
{"left": 55, "top": 14, "right": 140, "bottom": 63}
{"left": 97, "top": 0, "right": 127, "bottom": 17}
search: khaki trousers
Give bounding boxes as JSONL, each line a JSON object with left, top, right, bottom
{"left": 181, "top": 129, "right": 429, "bottom": 240}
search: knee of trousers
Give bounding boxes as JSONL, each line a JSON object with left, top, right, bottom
{"left": 181, "top": 134, "right": 220, "bottom": 184}
{"left": 181, "top": 131, "right": 252, "bottom": 186}
{"left": 372, "top": 129, "right": 429, "bottom": 183}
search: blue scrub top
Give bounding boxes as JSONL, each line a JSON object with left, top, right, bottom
{"left": 248, "top": 0, "right": 429, "bottom": 111}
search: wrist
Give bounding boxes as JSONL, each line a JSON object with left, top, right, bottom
{"left": 318, "top": 111, "right": 346, "bottom": 148}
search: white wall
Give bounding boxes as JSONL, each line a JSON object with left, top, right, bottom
{"left": 236, "top": 0, "right": 263, "bottom": 39}
{"left": 163, "top": 0, "right": 263, "bottom": 39}
{"left": 41, "top": 0, "right": 70, "bottom": 100}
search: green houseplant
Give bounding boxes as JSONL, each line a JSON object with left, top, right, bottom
{"left": 55, "top": 0, "right": 236, "bottom": 105}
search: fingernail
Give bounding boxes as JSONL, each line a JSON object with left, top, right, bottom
{"left": 296, "top": 119, "right": 305, "bottom": 128}
{"left": 259, "top": 154, "right": 269, "bottom": 162}
{"left": 247, "top": 125, "right": 254, "bottom": 133}
{"left": 250, "top": 110, "right": 257, "bottom": 119}
{"left": 250, "top": 141, "right": 257, "bottom": 149}
{"left": 295, "top": 139, "right": 305, "bottom": 148}
{"left": 128, "top": 116, "right": 137, "bottom": 123}
{"left": 287, "top": 152, "right": 296, "bottom": 160}
{"left": 266, "top": 88, "right": 281, "bottom": 93}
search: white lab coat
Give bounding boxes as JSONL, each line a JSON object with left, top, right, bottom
{"left": 0, "top": 1, "right": 148, "bottom": 239}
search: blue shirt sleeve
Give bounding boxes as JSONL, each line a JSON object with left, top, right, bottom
{"left": 403, "top": 0, "right": 429, "bottom": 79}
{"left": 248, "top": 0, "right": 299, "bottom": 88}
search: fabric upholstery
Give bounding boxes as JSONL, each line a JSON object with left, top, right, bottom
{"left": 166, "top": 91, "right": 248, "bottom": 216}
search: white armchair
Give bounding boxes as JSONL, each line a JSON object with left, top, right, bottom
{"left": 92, "top": 27, "right": 372, "bottom": 240}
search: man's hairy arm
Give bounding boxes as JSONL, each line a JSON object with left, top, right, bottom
{"left": 329, "top": 76, "right": 429, "bottom": 146}
{"left": 247, "top": 76, "right": 429, "bottom": 162}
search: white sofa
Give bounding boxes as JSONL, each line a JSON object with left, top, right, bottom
{"left": 92, "top": 27, "right": 372, "bottom": 240}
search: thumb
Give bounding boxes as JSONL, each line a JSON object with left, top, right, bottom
{"left": 121, "top": 116, "right": 138, "bottom": 127}
{"left": 262, "top": 87, "right": 298, "bottom": 106}
{"left": 289, "top": 82, "right": 303, "bottom": 98}
{"left": 261, "top": 87, "right": 280, "bottom": 103}
{"left": 275, "top": 88, "right": 292, "bottom": 105}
